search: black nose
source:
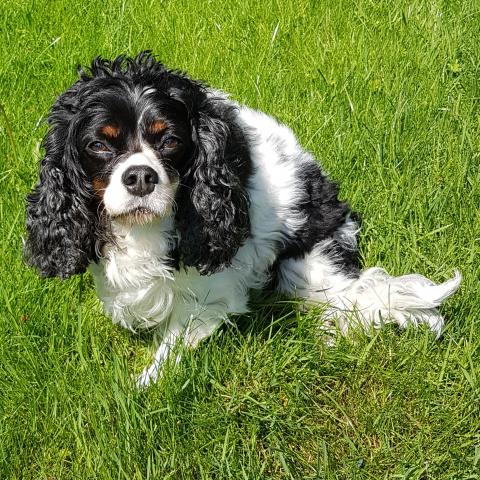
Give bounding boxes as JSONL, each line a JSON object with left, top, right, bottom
{"left": 121, "top": 165, "right": 159, "bottom": 197}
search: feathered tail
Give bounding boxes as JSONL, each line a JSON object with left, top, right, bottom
{"left": 277, "top": 245, "right": 461, "bottom": 337}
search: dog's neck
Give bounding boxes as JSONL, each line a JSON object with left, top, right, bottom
{"left": 94, "top": 216, "right": 177, "bottom": 290}
{"left": 89, "top": 216, "right": 178, "bottom": 331}
{"left": 109, "top": 216, "right": 175, "bottom": 248}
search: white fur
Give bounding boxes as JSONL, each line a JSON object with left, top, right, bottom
{"left": 277, "top": 243, "right": 461, "bottom": 338}
{"left": 103, "top": 147, "right": 177, "bottom": 219}
{"left": 90, "top": 99, "right": 461, "bottom": 387}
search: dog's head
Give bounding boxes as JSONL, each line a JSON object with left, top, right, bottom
{"left": 25, "top": 52, "right": 251, "bottom": 279}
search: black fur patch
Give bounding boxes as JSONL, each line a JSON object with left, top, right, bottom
{"left": 276, "top": 161, "right": 361, "bottom": 275}
{"left": 174, "top": 99, "right": 252, "bottom": 275}
{"left": 25, "top": 84, "right": 100, "bottom": 279}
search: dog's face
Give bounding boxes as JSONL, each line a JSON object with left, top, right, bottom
{"left": 78, "top": 87, "right": 193, "bottom": 225}
{"left": 25, "top": 52, "right": 251, "bottom": 279}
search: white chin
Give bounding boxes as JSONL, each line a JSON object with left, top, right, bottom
{"left": 112, "top": 207, "right": 163, "bottom": 226}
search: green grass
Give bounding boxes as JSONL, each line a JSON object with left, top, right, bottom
{"left": 1, "top": 0, "right": 479, "bottom": 478}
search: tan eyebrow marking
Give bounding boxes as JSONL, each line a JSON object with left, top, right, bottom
{"left": 149, "top": 120, "right": 167, "bottom": 134}
{"left": 100, "top": 124, "right": 120, "bottom": 138}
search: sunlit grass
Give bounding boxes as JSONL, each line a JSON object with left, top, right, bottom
{"left": 0, "top": 0, "right": 478, "bottom": 478}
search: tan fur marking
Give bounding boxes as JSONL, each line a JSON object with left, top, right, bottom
{"left": 92, "top": 177, "right": 108, "bottom": 199}
{"left": 100, "top": 124, "right": 120, "bottom": 138}
{"left": 150, "top": 120, "right": 167, "bottom": 134}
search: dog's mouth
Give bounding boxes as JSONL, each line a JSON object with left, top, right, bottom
{"left": 113, "top": 207, "right": 160, "bottom": 226}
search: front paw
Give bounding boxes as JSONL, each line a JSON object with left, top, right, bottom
{"left": 136, "top": 362, "right": 161, "bottom": 388}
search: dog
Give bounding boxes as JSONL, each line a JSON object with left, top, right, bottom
{"left": 25, "top": 52, "right": 461, "bottom": 387}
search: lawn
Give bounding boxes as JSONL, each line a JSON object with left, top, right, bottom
{"left": 0, "top": 0, "right": 479, "bottom": 478}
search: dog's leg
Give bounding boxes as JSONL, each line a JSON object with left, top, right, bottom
{"left": 277, "top": 240, "right": 461, "bottom": 338}
{"left": 136, "top": 303, "right": 229, "bottom": 388}
{"left": 136, "top": 328, "right": 182, "bottom": 388}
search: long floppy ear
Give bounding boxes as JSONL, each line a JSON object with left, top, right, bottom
{"left": 175, "top": 95, "right": 251, "bottom": 275}
{"left": 25, "top": 84, "right": 98, "bottom": 279}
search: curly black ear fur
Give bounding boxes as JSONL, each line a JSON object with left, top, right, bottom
{"left": 175, "top": 92, "right": 251, "bottom": 275}
{"left": 25, "top": 83, "right": 97, "bottom": 279}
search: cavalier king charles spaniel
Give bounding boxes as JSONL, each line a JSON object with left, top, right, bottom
{"left": 25, "top": 52, "right": 461, "bottom": 387}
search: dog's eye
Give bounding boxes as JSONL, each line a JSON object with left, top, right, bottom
{"left": 162, "top": 137, "right": 181, "bottom": 149}
{"left": 88, "top": 141, "right": 110, "bottom": 153}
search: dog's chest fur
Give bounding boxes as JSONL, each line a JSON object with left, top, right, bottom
{"left": 90, "top": 219, "right": 177, "bottom": 331}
